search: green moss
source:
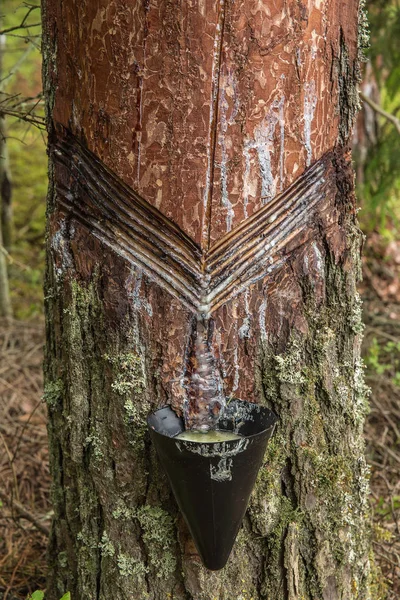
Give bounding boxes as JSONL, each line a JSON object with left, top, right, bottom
{"left": 367, "top": 550, "right": 389, "bottom": 600}
{"left": 43, "top": 379, "right": 64, "bottom": 410}
{"left": 249, "top": 432, "right": 288, "bottom": 535}
{"left": 300, "top": 447, "right": 353, "bottom": 496}
{"left": 262, "top": 498, "right": 302, "bottom": 597}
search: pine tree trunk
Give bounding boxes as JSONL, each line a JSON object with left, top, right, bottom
{"left": 42, "top": 1, "right": 372, "bottom": 598}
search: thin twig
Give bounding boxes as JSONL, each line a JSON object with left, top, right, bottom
{"left": 0, "top": 433, "right": 20, "bottom": 503}
{"left": 0, "top": 245, "right": 32, "bottom": 271}
{"left": 0, "top": 5, "right": 40, "bottom": 35}
{"left": 365, "top": 325, "right": 400, "bottom": 344}
{"left": 0, "top": 488, "right": 50, "bottom": 536}
{"left": 360, "top": 91, "right": 400, "bottom": 135}
{"left": 11, "top": 400, "right": 42, "bottom": 464}
{"left": 0, "top": 108, "right": 45, "bottom": 129}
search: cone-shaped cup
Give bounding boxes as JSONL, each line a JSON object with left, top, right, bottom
{"left": 147, "top": 400, "right": 277, "bottom": 570}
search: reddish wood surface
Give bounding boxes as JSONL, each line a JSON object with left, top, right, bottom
{"left": 48, "top": 0, "right": 357, "bottom": 238}
{"left": 45, "top": 0, "right": 359, "bottom": 425}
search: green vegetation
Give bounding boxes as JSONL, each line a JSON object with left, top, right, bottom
{"left": 357, "top": 0, "right": 400, "bottom": 237}
{"left": 365, "top": 336, "right": 400, "bottom": 387}
{"left": 28, "top": 593, "right": 70, "bottom": 600}
{"left": 1, "top": 0, "right": 46, "bottom": 318}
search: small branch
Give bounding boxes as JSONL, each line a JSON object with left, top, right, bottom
{"left": 360, "top": 91, "right": 400, "bottom": 135}
{"left": 1, "top": 23, "right": 41, "bottom": 34}
{"left": 0, "top": 5, "right": 40, "bottom": 35}
{"left": 0, "top": 36, "right": 40, "bottom": 90}
{"left": 0, "top": 107, "right": 45, "bottom": 129}
{"left": 0, "top": 244, "right": 32, "bottom": 271}
{"left": 0, "top": 488, "right": 50, "bottom": 536}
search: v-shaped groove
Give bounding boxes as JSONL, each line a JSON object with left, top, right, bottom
{"left": 53, "top": 126, "right": 335, "bottom": 315}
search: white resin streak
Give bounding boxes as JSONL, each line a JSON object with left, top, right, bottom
{"left": 219, "top": 86, "right": 235, "bottom": 232}
{"left": 243, "top": 95, "right": 285, "bottom": 210}
{"left": 304, "top": 81, "right": 317, "bottom": 167}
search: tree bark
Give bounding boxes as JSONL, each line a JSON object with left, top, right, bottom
{"left": 42, "top": 1, "right": 372, "bottom": 599}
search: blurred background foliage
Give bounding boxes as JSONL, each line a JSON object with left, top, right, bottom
{"left": 1, "top": 0, "right": 400, "bottom": 598}
{"left": 1, "top": 0, "right": 45, "bottom": 319}
{"left": 355, "top": 0, "right": 400, "bottom": 237}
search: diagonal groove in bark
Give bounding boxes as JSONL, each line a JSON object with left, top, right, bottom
{"left": 54, "top": 136, "right": 201, "bottom": 267}
{"left": 207, "top": 160, "right": 329, "bottom": 266}
{"left": 56, "top": 186, "right": 202, "bottom": 311}
{"left": 53, "top": 128, "right": 335, "bottom": 314}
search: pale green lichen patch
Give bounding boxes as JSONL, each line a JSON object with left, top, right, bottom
{"left": 111, "top": 501, "right": 177, "bottom": 579}
{"left": 274, "top": 337, "right": 306, "bottom": 385}
{"left": 255, "top": 238, "right": 371, "bottom": 598}
{"left": 105, "top": 352, "right": 146, "bottom": 396}
{"left": 348, "top": 292, "right": 365, "bottom": 335}
{"left": 85, "top": 431, "right": 104, "bottom": 459}
{"left": 112, "top": 498, "right": 135, "bottom": 521}
{"left": 76, "top": 531, "right": 98, "bottom": 550}
{"left": 105, "top": 350, "right": 150, "bottom": 446}
{"left": 135, "top": 505, "right": 177, "bottom": 579}
{"left": 43, "top": 378, "right": 64, "bottom": 409}
{"left": 353, "top": 358, "right": 371, "bottom": 424}
{"left": 58, "top": 551, "right": 68, "bottom": 569}
{"left": 99, "top": 532, "right": 115, "bottom": 558}
{"left": 59, "top": 278, "right": 102, "bottom": 463}
{"left": 117, "top": 553, "right": 148, "bottom": 580}
{"left": 44, "top": 146, "right": 371, "bottom": 599}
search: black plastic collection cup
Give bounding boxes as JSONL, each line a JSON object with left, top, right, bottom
{"left": 147, "top": 399, "right": 277, "bottom": 570}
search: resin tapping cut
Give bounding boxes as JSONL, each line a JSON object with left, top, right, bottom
{"left": 53, "top": 125, "right": 337, "bottom": 428}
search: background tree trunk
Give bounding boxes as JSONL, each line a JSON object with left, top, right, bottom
{"left": 0, "top": 28, "right": 12, "bottom": 319}
{"left": 0, "top": 126, "right": 12, "bottom": 319}
{"left": 42, "top": 0, "right": 372, "bottom": 598}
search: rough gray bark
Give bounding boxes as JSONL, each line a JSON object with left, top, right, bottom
{"left": 42, "top": 0, "right": 373, "bottom": 599}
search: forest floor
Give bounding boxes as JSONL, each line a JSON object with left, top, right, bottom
{"left": 0, "top": 238, "right": 400, "bottom": 599}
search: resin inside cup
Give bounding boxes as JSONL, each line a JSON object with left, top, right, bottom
{"left": 174, "top": 429, "right": 243, "bottom": 443}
